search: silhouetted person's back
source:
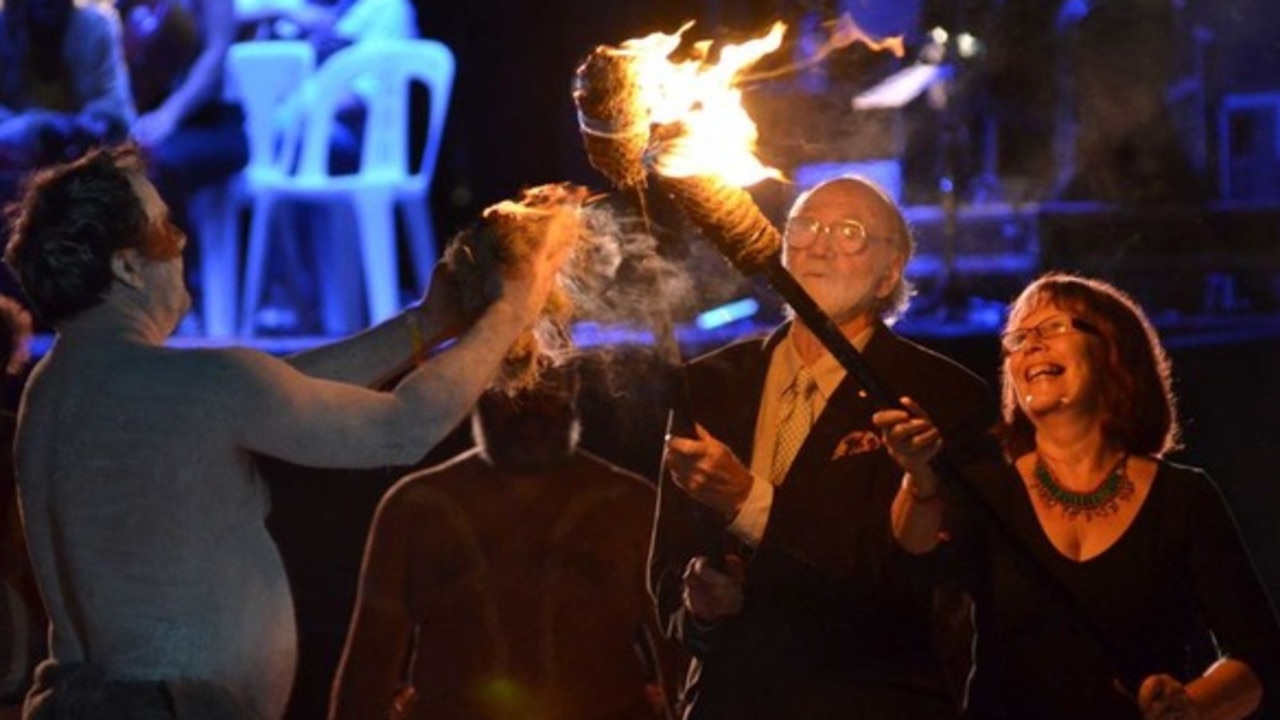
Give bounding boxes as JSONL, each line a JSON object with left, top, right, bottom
{"left": 331, "top": 370, "right": 681, "bottom": 720}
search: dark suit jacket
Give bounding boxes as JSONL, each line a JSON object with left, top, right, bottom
{"left": 648, "top": 322, "right": 1003, "bottom": 720}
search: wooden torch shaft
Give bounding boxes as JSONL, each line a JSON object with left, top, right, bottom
{"left": 656, "top": 173, "right": 900, "bottom": 411}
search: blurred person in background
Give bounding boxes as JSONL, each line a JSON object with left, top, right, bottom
{"left": 0, "top": 0, "right": 133, "bottom": 199}
{"left": 121, "top": 0, "right": 245, "bottom": 327}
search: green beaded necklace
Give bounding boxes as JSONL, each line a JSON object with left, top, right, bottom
{"left": 1033, "top": 454, "right": 1134, "bottom": 521}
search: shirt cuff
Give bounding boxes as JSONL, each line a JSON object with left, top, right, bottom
{"left": 728, "top": 475, "right": 773, "bottom": 547}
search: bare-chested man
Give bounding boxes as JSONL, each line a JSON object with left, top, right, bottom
{"left": 3, "top": 145, "right": 570, "bottom": 720}
{"left": 329, "top": 368, "right": 683, "bottom": 720}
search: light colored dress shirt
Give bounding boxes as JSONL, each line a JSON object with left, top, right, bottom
{"left": 728, "top": 324, "right": 874, "bottom": 546}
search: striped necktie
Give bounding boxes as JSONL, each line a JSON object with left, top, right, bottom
{"left": 770, "top": 364, "right": 818, "bottom": 485}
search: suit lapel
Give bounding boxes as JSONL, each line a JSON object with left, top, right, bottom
{"left": 780, "top": 323, "right": 899, "bottom": 486}
{"left": 689, "top": 327, "right": 783, "bottom": 466}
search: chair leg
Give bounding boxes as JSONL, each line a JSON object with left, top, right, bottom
{"left": 192, "top": 184, "right": 240, "bottom": 338}
{"left": 399, "top": 196, "right": 437, "bottom": 293}
{"left": 314, "top": 204, "right": 365, "bottom": 336}
{"left": 276, "top": 209, "right": 309, "bottom": 313}
{"left": 240, "top": 195, "right": 278, "bottom": 337}
{"left": 352, "top": 190, "right": 400, "bottom": 324}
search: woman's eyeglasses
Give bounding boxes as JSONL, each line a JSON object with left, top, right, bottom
{"left": 1000, "top": 316, "right": 1100, "bottom": 354}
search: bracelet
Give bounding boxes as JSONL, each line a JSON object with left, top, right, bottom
{"left": 406, "top": 310, "right": 428, "bottom": 366}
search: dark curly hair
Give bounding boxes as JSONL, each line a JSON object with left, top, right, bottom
{"left": 1000, "top": 272, "right": 1180, "bottom": 459}
{"left": 3, "top": 144, "right": 149, "bottom": 326}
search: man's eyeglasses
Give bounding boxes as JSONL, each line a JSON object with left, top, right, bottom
{"left": 783, "top": 216, "right": 880, "bottom": 255}
{"left": 1000, "top": 316, "right": 1100, "bottom": 354}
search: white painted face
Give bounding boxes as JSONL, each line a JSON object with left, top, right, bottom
{"left": 1003, "top": 302, "right": 1106, "bottom": 420}
{"left": 126, "top": 171, "right": 192, "bottom": 331}
{"left": 782, "top": 180, "right": 904, "bottom": 326}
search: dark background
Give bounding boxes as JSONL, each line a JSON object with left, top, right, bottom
{"left": 414, "top": 0, "right": 1280, "bottom": 234}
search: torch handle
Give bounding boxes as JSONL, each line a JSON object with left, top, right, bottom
{"left": 758, "top": 257, "right": 903, "bottom": 412}
{"left": 659, "top": 363, "right": 738, "bottom": 573}
{"left": 664, "top": 363, "right": 698, "bottom": 439}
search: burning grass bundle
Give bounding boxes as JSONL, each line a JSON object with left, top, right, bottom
{"left": 573, "top": 45, "right": 652, "bottom": 190}
{"left": 445, "top": 183, "right": 588, "bottom": 392}
{"left": 444, "top": 182, "right": 711, "bottom": 392}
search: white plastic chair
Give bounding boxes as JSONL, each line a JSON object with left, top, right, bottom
{"left": 237, "top": 38, "right": 455, "bottom": 336}
{"left": 193, "top": 40, "right": 315, "bottom": 337}
{"left": 189, "top": 180, "right": 239, "bottom": 338}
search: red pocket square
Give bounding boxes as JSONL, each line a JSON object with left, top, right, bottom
{"left": 831, "top": 430, "right": 882, "bottom": 459}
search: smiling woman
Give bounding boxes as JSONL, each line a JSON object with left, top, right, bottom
{"left": 1000, "top": 273, "right": 1178, "bottom": 461}
{"left": 880, "top": 270, "right": 1280, "bottom": 720}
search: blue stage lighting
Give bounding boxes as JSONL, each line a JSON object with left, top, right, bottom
{"left": 695, "top": 298, "right": 760, "bottom": 330}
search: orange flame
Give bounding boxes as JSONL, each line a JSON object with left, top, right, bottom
{"left": 621, "top": 22, "right": 787, "bottom": 188}
{"left": 607, "top": 18, "right": 905, "bottom": 188}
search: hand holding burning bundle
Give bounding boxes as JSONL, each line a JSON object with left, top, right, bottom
{"left": 445, "top": 183, "right": 588, "bottom": 391}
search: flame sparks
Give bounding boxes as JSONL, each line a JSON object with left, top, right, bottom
{"left": 825, "top": 13, "right": 905, "bottom": 59}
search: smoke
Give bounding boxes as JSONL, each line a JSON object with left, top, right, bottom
{"left": 561, "top": 191, "right": 748, "bottom": 337}
{"left": 552, "top": 190, "right": 757, "bottom": 449}
{"left": 443, "top": 183, "right": 758, "bottom": 396}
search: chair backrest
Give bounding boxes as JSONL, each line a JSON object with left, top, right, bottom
{"left": 226, "top": 40, "right": 317, "bottom": 175}
{"left": 295, "top": 38, "right": 455, "bottom": 187}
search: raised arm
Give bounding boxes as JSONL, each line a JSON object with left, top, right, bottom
{"left": 284, "top": 263, "right": 464, "bottom": 388}
{"left": 233, "top": 203, "right": 568, "bottom": 468}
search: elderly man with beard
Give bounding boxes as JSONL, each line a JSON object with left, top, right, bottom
{"left": 648, "top": 176, "right": 1005, "bottom": 719}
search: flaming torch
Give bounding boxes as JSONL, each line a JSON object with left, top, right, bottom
{"left": 445, "top": 183, "right": 588, "bottom": 393}
{"left": 572, "top": 24, "right": 1141, "bottom": 680}
{"left": 572, "top": 20, "right": 901, "bottom": 408}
